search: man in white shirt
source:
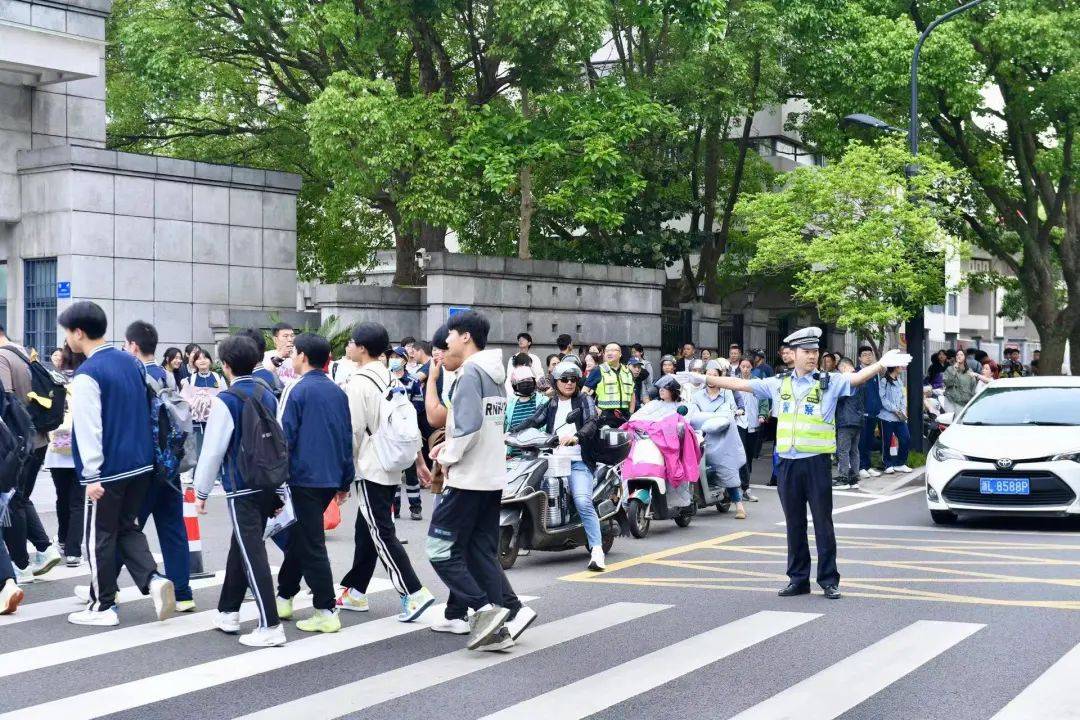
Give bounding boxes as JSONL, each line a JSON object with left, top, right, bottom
{"left": 503, "top": 332, "right": 543, "bottom": 395}
{"left": 262, "top": 322, "right": 297, "bottom": 385}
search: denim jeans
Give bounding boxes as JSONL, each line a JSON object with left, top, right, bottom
{"left": 568, "top": 461, "right": 602, "bottom": 549}
{"left": 880, "top": 420, "right": 911, "bottom": 467}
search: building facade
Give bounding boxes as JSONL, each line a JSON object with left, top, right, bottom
{"left": 0, "top": 0, "right": 300, "bottom": 353}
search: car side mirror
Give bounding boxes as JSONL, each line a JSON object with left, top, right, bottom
{"left": 937, "top": 412, "right": 954, "bottom": 426}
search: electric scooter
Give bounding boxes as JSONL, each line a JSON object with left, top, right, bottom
{"left": 689, "top": 414, "right": 737, "bottom": 513}
{"left": 499, "top": 418, "right": 628, "bottom": 570}
{"left": 621, "top": 425, "right": 696, "bottom": 539}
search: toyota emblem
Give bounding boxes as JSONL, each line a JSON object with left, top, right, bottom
{"left": 996, "top": 458, "right": 1014, "bottom": 470}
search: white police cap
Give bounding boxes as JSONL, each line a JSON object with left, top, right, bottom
{"left": 784, "top": 326, "right": 823, "bottom": 350}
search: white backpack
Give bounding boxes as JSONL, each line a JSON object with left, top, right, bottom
{"left": 360, "top": 373, "right": 422, "bottom": 473}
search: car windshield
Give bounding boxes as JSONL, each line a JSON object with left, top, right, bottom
{"left": 959, "top": 387, "right": 1080, "bottom": 426}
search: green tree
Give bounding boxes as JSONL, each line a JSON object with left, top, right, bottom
{"left": 785, "top": 0, "right": 1078, "bottom": 372}
{"left": 739, "top": 141, "right": 964, "bottom": 350}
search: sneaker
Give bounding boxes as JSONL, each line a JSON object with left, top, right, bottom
{"left": 476, "top": 626, "right": 514, "bottom": 652}
{"left": 588, "top": 547, "right": 606, "bottom": 572}
{"left": 276, "top": 595, "right": 294, "bottom": 620}
{"left": 735, "top": 507, "right": 747, "bottom": 520}
{"left": 149, "top": 575, "right": 176, "bottom": 621}
{"left": 74, "top": 584, "right": 90, "bottom": 602}
{"left": 429, "top": 617, "right": 470, "bottom": 635}
{"left": 867, "top": 468, "right": 882, "bottom": 477}
{"left": 410, "top": 509, "right": 423, "bottom": 521}
{"left": 0, "top": 582, "right": 24, "bottom": 615}
{"left": 296, "top": 609, "right": 341, "bottom": 633}
{"left": 15, "top": 566, "right": 35, "bottom": 585}
{"left": 65, "top": 556, "right": 81, "bottom": 568}
{"left": 31, "top": 545, "right": 62, "bottom": 577}
{"left": 884, "top": 466, "right": 896, "bottom": 474}
{"left": 832, "top": 477, "right": 850, "bottom": 487}
{"left": 397, "top": 587, "right": 436, "bottom": 623}
{"left": 239, "top": 624, "right": 287, "bottom": 647}
{"left": 68, "top": 607, "right": 119, "bottom": 626}
{"left": 847, "top": 479, "right": 860, "bottom": 489}
{"left": 393, "top": 507, "right": 401, "bottom": 519}
{"left": 858, "top": 469, "right": 870, "bottom": 480}
{"left": 744, "top": 490, "right": 759, "bottom": 503}
{"left": 895, "top": 464, "right": 914, "bottom": 473}
{"left": 176, "top": 599, "right": 197, "bottom": 613}
{"left": 505, "top": 606, "right": 538, "bottom": 640}
{"left": 466, "top": 605, "right": 510, "bottom": 650}
{"left": 336, "top": 588, "right": 369, "bottom": 613}
{"left": 214, "top": 611, "right": 241, "bottom": 633}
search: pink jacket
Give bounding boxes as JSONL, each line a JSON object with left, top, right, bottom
{"left": 621, "top": 414, "right": 702, "bottom": 487}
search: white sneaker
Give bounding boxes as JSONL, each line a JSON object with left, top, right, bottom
{"left": 214, "top": 611, "right": 241, "bottom": 633}
{"left": 858, "top": 469, "right": 870, "bottom": 480}
{"left": 429, "top": 617, "right": 470, "bottom": 635}
{"left": 239, "top": 624, "right": 287, "bottom": 647}
{"left": 335, "top": 587, "right": 369, "bottom": 613}
{"left": 895, "top": 465, "right": 914, "bottom": 473}
{"left": 0, "top": 582, "right": 24, "bottom": 615}
{"left": 867, "top": 468, "right": 882, "bottom": 477}
{"left": 68, "top": 607, "right": 119, "bottom": 626}
{"left": 149, "top": 575, "right": 176, "bottom": 621}
{"left": 505, "top": 606, "right": 538, "bottom": 640}
{"left": 588, "top": 547, "right": 606, "bottom": 572}
{"left": 884, "top": 466, "right": 896, "bottom": 474}
{"left": 397, "top": 587, "right": 436, "bottom": 623}
{"left": 31, "top": 545, "right": 62, "bottom": 577}
{"left": 476, "top": 626, "right": 514, "bottom": 652}
{"left": 65, "top": 556, "right": 82, "bottom": 568}
{"left": 74, "top": 585, "right": 90, "bottom": 603}
{"left": 15, "top": 566, "right": 35, "bottom": 585}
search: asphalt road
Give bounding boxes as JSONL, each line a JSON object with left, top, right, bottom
{"left": 4, "top": 456, "right": 1080, "bottom": 720}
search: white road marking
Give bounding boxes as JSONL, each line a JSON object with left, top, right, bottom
{"left": 990, "top": 641, "right": 1080, "bottom": 720}
{"left": 236, "top": 602, "right": 672, "bottom": 720}
{"left": 833, "top": 522, "right": 1080, "bottom": 537}
{"left": 479, "top": 610, "right": 820, "bottom": 720}
{"left": 0, "top": 578, "right": 393, "bottom": 678}
{"left": 727, "top": 620, "right": 984, "bottom": 719}
{"left": 0, "top": 570, "right": 229, "bottom": 627}
{"left": 16, "top": 552, "right": 165, "bottom": 583}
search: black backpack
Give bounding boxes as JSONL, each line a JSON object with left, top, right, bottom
{"left": 226, "top": 381, "right": 289, "bottom": 491}
{"left": 0, "top": 392, "right": 33, "bottom": 492}
{"left": 0, "top": 346, "right": 66, "bottom": 433}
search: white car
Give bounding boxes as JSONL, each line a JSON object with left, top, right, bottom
{"left": 925, "top": 376, "right": 1080, "bottom": 524}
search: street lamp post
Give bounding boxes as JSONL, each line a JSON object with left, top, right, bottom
{"left": 843, "top": 0, "right": 987, "bottom": 454}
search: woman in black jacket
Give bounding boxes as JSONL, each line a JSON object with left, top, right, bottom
{"left": 511, "top": 361, "right": 605, "bottom": 571}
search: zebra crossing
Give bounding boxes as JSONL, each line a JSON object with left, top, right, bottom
{"left": 3, "top": 584, "right": 1080, "bottom": 720}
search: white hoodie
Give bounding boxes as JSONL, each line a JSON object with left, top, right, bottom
{"left": 439, "top": 348, "right": 507, "bottom": 492}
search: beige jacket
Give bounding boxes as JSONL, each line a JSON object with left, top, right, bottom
{"left": 344, "top": 360, "right": 398, "bottom": 486}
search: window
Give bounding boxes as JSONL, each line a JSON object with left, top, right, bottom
{"left": 0, "top": 261, "right": 7, "bottom": 332}
{"left": 24, "top": 258, "right": 57, "bottom": 355}
{"left": 946, "top": 293, "right": 958, "bottom": 316}
{"left": 960, "top": 387, "right": 1080, "bottom": 426}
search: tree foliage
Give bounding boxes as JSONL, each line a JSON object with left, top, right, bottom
{"left": 739, "top": 141, "right": 964, "bottom": 346}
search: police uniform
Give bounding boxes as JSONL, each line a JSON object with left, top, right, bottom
{"left": 747, "top": 327, "right": 851, "bottom": 598}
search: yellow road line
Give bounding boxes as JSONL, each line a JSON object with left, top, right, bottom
{"left": 559, "top": 530, "right": 754, "bottom": 582}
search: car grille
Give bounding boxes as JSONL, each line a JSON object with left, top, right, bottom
{"left": 943, "top": 471, "right": 1076, "bottom": 506}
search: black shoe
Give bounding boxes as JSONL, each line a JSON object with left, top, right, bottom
{"left": 767, "top": 476, "right": 778, "bottom": 487}
{"left": 393, "top": 507, "right": 401, "bottom": 519}
{"left": 832, "top": 477, "right": 849, "bottom": 487}
{"left": 822, "top": 585, "right": 842, "bottom": 600}
{"left": 410, "top": 509, "right": 423, "bottom": 521}
{"left": 778, "top": 583, "right": 811, "bottom": 597}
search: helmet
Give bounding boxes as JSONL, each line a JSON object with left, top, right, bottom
{"left": 552, "top": 360, "right": 583, "bottom": 382}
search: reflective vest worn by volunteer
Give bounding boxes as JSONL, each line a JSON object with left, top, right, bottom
{"left": 775, "top": 374, "right": 836, "bottom": 454}
{"left": 595, "top": 363, "right": 633, "bottom": 411}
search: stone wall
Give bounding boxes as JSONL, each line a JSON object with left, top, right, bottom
{"left": 309, "top": 252, "right": 667, "bottom": 358}
{"left": 10, "top": 144, "right": 301, "bottom": 349}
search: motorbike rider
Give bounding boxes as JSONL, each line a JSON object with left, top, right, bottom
{"left": 627, "top": 357, "right": 650, "bottom": 410}
{"left": 506, "top": 357, "right": 548, "bottom": 459}
{"left": 513, "top": 361, "right": 606, "bottom": 571}
{"left": 691, "top": 360, "right": 748, "bottom": 519}
{"left": 585, "top": 342, "right": 636, "bottom": 428}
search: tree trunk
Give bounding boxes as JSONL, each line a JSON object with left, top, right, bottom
{"left": 696, "top": 122, "right": 721, "bottom": 301}
{"left": 518, "top": 86, "right": 534, "bottom": 259}
{"left": 391, "top": 217, "right": 446, "bottom": 287}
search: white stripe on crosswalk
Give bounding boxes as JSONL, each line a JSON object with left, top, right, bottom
{"left": 728, "top": 620, "right": 984, "bottom": 720}
{"left": 235, "top": 602, "right": 672, "bottom": 720}
{"left": 0, "top": 603, "right": 454, "bottom": 720}
{"left": 0, "top": 578, "right": 393, "bottom": 678}
{"left": 16, "top": 553, "right": 164, "bottom": 584}
{"left": 990, "top": 641, "right": 1080, "bottom": 720}
{"left": 479, "top": 610, "right": 820, "bottom": 720}
{"left": 0, "top": 570, "right": 228, "bottom": 627}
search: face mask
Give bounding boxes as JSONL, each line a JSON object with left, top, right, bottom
{"left": 389, "top": 359, "right": 404, "bottom": 372}
{"left": 513, "top": 379, "right": 537, "bottom": 397}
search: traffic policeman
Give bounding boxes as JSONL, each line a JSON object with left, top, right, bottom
{"left": 585, "top": 342, "right": 636, "bottom": 428}
{"left": 706, "top": 327, "right": 909, "bottom": 599}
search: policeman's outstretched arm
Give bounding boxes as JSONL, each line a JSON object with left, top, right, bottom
{"left": 850, "top": 349, "right": 911, "bottom": 387}
{"left": 704, "top": 374, "right": 754, "bottom": 393}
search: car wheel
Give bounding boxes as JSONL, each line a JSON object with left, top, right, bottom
{"left": 930, "top": 509, "right": 959, "bottom": 525}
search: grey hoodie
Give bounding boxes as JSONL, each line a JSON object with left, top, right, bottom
{"left": 439, "top": 348, "right": 507, "bottom": 492}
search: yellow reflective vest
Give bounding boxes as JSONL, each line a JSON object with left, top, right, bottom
{"left": 775, "top": 375, "right": 836, "bottom": 454}
{"left": 595, "top": 363, "right": 633, "bottom": 411}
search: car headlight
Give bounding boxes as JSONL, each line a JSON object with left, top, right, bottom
{"left": 1051, "top": 451, "right": 1080, "bottom": 463}
{"left": 931, "top": 442, "right": 966, "bottom": 462}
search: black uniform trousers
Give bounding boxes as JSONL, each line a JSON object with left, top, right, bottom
{"left": 277, "top": 486, "right": 338, "bottom": 611}
{"left": 84, "top": 472, "right": 159, "bottom": 611}
{"left": 341, "top": 480, "right": 423, "bottom": 597}
{"left": 2, "top": 446, "right": 51, "bottom": 568}
{"left": 776, "top": 453, "right": 840, "bottom": 588}
{"left": 219, "top": 491, "right": 280, "bottom": 628}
